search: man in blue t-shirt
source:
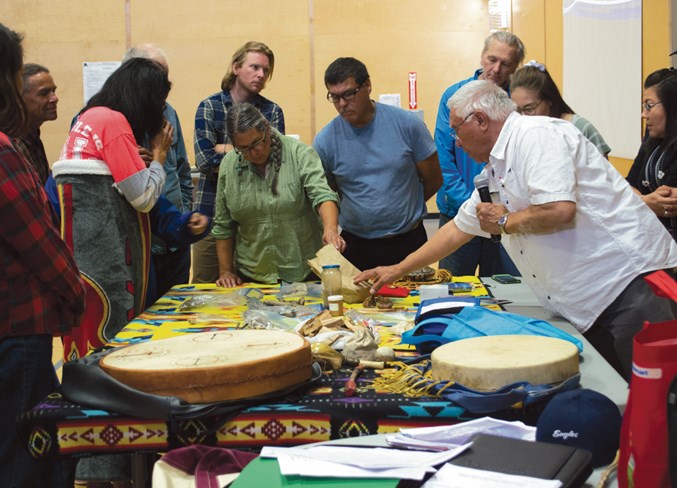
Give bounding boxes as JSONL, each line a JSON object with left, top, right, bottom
{"left": 435, "top": 31, "right": 525, "bottom": 276}
{"left": 313, "top": 57, "right": 442, "bottom": 271}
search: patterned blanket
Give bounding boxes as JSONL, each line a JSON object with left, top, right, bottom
{"left": 19, "top": 279, "right": 530, "bottom": 461}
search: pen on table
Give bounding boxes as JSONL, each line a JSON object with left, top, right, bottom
{"left": 344, "top": 364, "right": 365, "bottom": 397}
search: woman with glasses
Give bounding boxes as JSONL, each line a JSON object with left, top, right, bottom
{"left": 193, "top": 41, "right": 285, "bottom": 284}
{"left": 510, "top": 60, "right": 611, "bottom": 158}
{"left": 626, "top": 68, "right": 677, "bottom": 241}
{"left": 213, "top": 103, "right": 342, "bottom": 287}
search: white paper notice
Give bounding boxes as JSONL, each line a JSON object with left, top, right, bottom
{"left": 82, "top": 61, "right": 121, "bottom": 104}
{"left": 378, "top": 93, "right": 401, "bottom": 108}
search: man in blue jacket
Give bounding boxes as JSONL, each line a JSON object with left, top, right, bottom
{"left": 435, "top": 31, "right": 525, "bottom": 276}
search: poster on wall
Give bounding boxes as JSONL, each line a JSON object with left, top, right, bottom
{"left": 563, "top": 0, "right": 642, "bottom": 159}
{"left": 82, "top": 61, "right": 121, "bottom": 105}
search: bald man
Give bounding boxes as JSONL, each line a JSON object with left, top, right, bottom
{"left": 123, "top": 44, "right": 194, "bottom": 299}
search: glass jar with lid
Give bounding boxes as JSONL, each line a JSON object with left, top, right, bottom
{"left": 321, "top": 264, "right": 341, "bottom": 308}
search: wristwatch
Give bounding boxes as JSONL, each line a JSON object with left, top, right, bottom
{"left": 498, "top": 213, "right": 510, "bottom": 234}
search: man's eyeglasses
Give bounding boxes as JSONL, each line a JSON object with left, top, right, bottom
{"left": 642, "top": 101, "right": 662, "bottom": 112}
{"left": 450, "top": 112, "right": 476, "bottom": 142}
{"left": 517, "top": 100, "right": 543, "bottom": 115}
{"left": 233, "top": 128, "right": 269, "bottom": 156}
{"left": 326, "top": 84, "right": 363, "bottom": 103}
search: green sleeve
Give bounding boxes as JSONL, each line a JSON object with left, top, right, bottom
{"left": 294, "top": 141, "right": 339, "bottom": 211}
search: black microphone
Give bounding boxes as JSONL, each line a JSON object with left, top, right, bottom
{"left": 473, "top": 174, "right": 501, "bottom": 243}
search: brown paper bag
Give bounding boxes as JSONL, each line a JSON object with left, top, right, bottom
{"left": 308, "top": 244, "right": 371, "bottom": 304}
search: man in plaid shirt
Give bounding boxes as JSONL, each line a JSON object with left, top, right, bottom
{"left": 0, "top": 22, "right": 85, "bottom": 486}
{"left": 192, "top": 40, "right": 285, "bottom": 283}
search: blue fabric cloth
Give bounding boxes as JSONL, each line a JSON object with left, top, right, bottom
{"left": 403, "top": 305, "right": 584, "bottom": 352}
{"left": 0, "top": 334, "right": 71, "bottom": 487}
{"left": 193, "top": 90, "right": 285, "bottom": 218}
{"left": 313, "top": 102, "right": 436, "bottom": 238}
{"left": 414, "top": 296, "right": 480, "bottom": 322}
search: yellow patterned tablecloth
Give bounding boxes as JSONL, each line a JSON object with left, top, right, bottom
{"left": 110, "top": 276, "right": 491, "bottom": 354}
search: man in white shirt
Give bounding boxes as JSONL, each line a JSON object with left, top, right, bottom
{"left": 356, "top": 80, "right": 677, "bottom": 380}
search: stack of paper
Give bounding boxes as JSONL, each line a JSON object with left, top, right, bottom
{"left": 385, "top": 417, "right": 536, "bottom": 451}
{"left": 260, "top": 444, "right": 471, "bottom": 481}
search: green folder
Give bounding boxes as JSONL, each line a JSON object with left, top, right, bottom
{"left": 231, "top": 457, "right": 402, "bottom": 487}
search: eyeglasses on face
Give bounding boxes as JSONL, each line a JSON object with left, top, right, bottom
{"left": 450, "top": 112, "right": 476, "bottom": 142}
{"left": 517, "top": 99, "right": 543, "bottom": 115}
{"left": 233, "top": 127, "right": 269, "bottom": 156}
{"left": 642, "top": 101, "right": 662, "bottom": 112}
{"left": 326, "top": 84, "right": 363, "bottom": 103}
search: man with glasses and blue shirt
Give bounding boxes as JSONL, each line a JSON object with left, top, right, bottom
{"left": 313, "top": 57, "right": 442, "bottom": 271}
{"left": 193, "top": 41, "right": 285, "bottom": 283}
{"left": 434, "top": 31, "right": 525, "bottom": 277}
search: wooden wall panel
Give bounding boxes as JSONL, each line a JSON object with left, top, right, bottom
{"left": 3, "top": 0, "right": 497, "bottom": 163}
{"left": 129, "top": 1, "right": 312, "bottom": 144}
{"left": 2, "top": 0, "right": 669, "bottom": 180}
{"left": 512, "top": 0, "right": 546, "bottom": 67}
{"left": 312, "top": 0, "right": 489, "bottom": 134}
{"left": 1, "top": 1, "right": 127, "bottom": 163}
{"left": 544, "top": 0, "right": 564, "bottom": 87}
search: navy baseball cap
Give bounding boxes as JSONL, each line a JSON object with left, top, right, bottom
{"left": 536, "top": 388, "right": 622, "bottom": 468}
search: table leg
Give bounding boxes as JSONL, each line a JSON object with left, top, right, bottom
{"left": 130, "top": 452, "right": 148, "bottom": 487}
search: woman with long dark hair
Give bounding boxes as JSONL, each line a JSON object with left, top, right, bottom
{"left": 53, "top": 57, "right": 174, "bottom": 360}
{"left": 510, "top": 60, "right": 611, "bottom": 157}
{"left": 0, "top": 22, "right": 85, "bottom": 485}
{"left": 626, "top": 68, "right": 677, "bottom": 241}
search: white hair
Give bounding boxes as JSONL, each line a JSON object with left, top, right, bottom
{"left": 123, "top": 43, "right": 169, "bottom": 68}
{"left": 448, "top": 80, "right": 516, "bottom": 121}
